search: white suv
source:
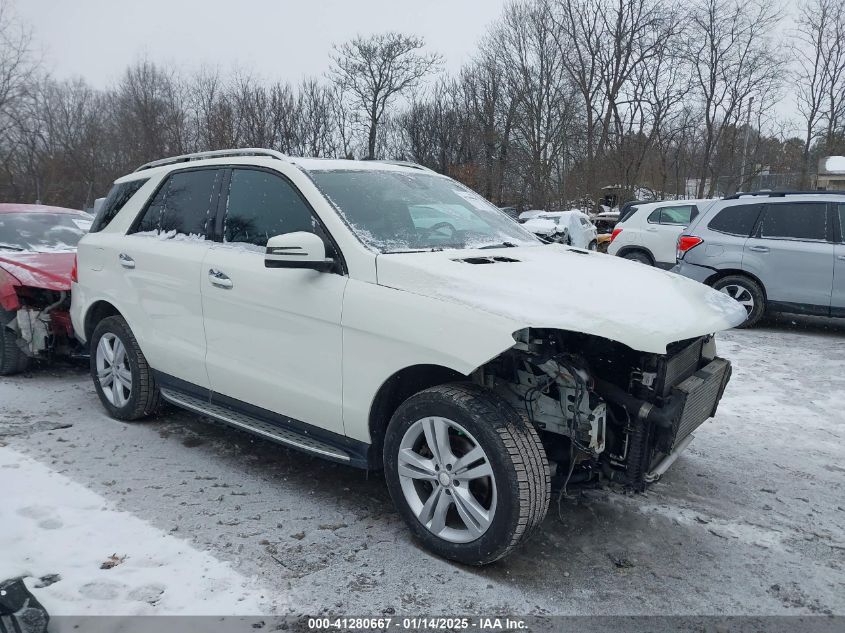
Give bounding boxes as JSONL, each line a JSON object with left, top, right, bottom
{"left": 608, "top": 200, "right": 712, "bottom": 268}
{"left": 72, "top": 149, "right": 745, "bottom": 564}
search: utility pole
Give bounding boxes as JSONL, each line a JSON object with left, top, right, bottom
{"left": 740, "top": 96, "right": 754, "bottom": 192}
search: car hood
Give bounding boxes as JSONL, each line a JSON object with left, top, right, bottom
{"left": 0, "top": 252, "right": 75, "bottom": 291}
{"left": 375, "top": 244, "right": 747, "bottom": 354}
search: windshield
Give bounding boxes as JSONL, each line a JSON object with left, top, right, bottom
{"left": 0, "top": 212, "right": 92, "bottom": 252}
{"left": 309, "top": 170, "right": 540, "bottom": 252}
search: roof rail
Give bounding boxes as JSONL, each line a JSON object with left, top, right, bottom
{"left": 724, "top": 189, "right": 845, "bottom": 199}
{"left": 368, "top": 159, "right": 436, "bottom": 173}
{"left": 134, "top": 148, "right": 287, "bottom": 173}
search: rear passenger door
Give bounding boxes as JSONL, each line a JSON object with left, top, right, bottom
{"left": 644, "top": 204, "right": 697, "bottom": 267}
{"left": 833, "top": 204, "right": 845, "bottom": 315}
{"left": 201, "top": 167, "right": 347, "bottom": 435}
{"left": 121, "top": 168, "right": 223, "bottom": 388}
{"left": 743, "top": 202, "right": 834, "bottom": 313}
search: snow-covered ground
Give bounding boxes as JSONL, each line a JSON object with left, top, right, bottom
{"left": 0, "top": 314, "right": 843, "bottom": 617}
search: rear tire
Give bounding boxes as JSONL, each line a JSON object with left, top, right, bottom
{"left": 712, "top": 275, "right": 765, "bottom": 328}
{"left": 90, "top": 316, "right": 159, "bottom": 420}
{"left": 0, "top": 310, "right": 29, "bottom": 376}
{"left": 622, "top": 250, "right": 652, "bottom": 265}
{"left": 587, "top": 239, "right": 598, "bottom": 251}
{"left": 384, "top": 383, "right": 550, "bottom": 565}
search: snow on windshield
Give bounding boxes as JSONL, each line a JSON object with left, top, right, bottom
{"left": 0, "top": 213, "right": 91, "bottom": 253}
{"left": 309, "top": 170, "right": 539, "bottom": 253}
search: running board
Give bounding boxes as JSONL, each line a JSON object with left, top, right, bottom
{"left": 159, "top": 388, "right": 351, "bottom": 463}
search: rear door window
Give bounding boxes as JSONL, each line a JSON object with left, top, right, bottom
{"left": 659, "top": 205, "right": 697, "bottom": 225}
{"left": 131, "top": 169, "right": 221, "bottom": 238}
{"left": 90, "top": 178, "right": 148, "bottom": 233}
{"left": 759, "top": 203, "right": 827, "bottom": 241}
{"left": 707, "top": 204, "right": 762, "bottom": 237}
{"left": 837, "top": 204, "right": 845, "bottom": 243}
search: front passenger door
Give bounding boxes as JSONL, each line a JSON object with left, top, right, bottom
{"left": 201, "top": 168, "right": 348, "bottom": 435}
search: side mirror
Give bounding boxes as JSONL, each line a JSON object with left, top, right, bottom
{"left": 265, "top": 232, "right": 334, "bottom": 272}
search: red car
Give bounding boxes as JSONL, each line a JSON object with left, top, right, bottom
{"left": 0, "top": 203, "right": 92, "bottom": 374}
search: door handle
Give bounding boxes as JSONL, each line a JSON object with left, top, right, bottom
{"left": 646, "top": 227, "right": 658, "bottom": 232}
{"left": 118, "top": 253, "right": 135, "bottom": 269}
{"left": 748, "top": 246, "right": 769, "bottom": 253}
{"left": 838, "top": 255, "right": 845, "bottom": 261}
{"left": 208, "top": 269, "right": 233, "bottom": 289}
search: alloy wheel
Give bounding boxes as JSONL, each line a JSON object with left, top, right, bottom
{"left": 96, "top": 333, "right": 132, "bottom": 407}
{"left": 719, "top": 284, "right": 755, "bottom": 315}
{"left": 397, "top": 416, "right": 497, "bottom": 543}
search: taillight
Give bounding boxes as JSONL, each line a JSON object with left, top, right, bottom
{"left": 676, "top": 235, "right": 703, "bottom": 260}
{"left": 610, "top": 228, "right": 623, "bottom": 243}
{"left": 71, "top": 255, "right": 78, "bottom": 283}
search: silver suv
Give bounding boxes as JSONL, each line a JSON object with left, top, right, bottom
{"left": 673, "top": 192, "right": 845, "bottom": 326}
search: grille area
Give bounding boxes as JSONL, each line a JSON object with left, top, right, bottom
{"left": 660, "top": 338, "right": 705, "bottom": 396}
{"left": 669, "top": 358, "right": 731, "bottom": 448}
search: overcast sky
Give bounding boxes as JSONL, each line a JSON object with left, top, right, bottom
{"left": 17, "top": 0, "right": 509, "bottom": 87}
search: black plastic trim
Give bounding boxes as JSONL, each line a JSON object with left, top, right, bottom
{"left": 153, "top": 370, "right": 371, "bottom": 469}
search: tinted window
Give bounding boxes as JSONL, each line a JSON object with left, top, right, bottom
{"left": 131, "top": 169, "right": 220, "bottom": 237}
{"left": 91, "top": 179, "right": 148, "bottom": 233}
{"left": 619, "top": 205, "right": 639, "bottom": 223}
{"left": 707, "top": 204, "right": 762, "bottom": 237}
{"left": 759, "top": 203, "right": 827, "bottom": 241}
{"left": 224, "top": 169, "right": 315, "bottom": 246}
{"left": 839, "top": 204, "right": 845, "bottom": 243}
{"left": 647, "top": 209, "right": 661, "bottom": 223}
{"left": 659, "top": 205, "right": 696, "bottom": 225}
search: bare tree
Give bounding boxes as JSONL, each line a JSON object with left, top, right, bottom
{"left": 792, "top": 0, "right": 845, "bottom": 187}
{"left": 330, "top": 32, "right": 441, "bottom": 159}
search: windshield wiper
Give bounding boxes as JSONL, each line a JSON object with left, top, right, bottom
{"left": 478, "top": 242, "right": 518, "bottom": 249}
{"left": 0, "top": 244, "right": 24, "bottom": 252}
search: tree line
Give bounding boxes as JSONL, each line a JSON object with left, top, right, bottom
{"left": 2, "top": 0, "right": 845, "bottom": 213}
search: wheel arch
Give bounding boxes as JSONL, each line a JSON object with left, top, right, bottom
{"left": 616, "top": 245, "right": 655, "bottom": 264}
{"left": 84, "top": 300, "right": 124, "bottom": 343}
{"left": 704, "top": 269, "right": 768, "bottom": 299}
{"left": 367, "top": 363, "right": 466, "bottom": 469}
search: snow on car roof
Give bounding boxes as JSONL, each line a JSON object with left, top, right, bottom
{"left": 0, "top": 203, "right": 87, "bottom": 215}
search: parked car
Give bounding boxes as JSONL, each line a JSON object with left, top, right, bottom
{"left": 607, "top": 199, "right": 712, "bottom": 268}
{"left": 0, "top": 204, "right": 92, "bottom": 374}
{"left": 591, "top": 208, "right": 620, "bottom": 234}
{"left": 498, "top": 206, "right": 519, "bottom": 221}
{"left": 523, "top": 210, "right": 598, "bottom": 249}
{"left": 72, "top": 148, "right": 745, "bottom": 565}
{"left": 674, "top": 191, "right": 845, "bottom": 327}
{"left": 517, "top": 209, "right": 545, "bottom": 223}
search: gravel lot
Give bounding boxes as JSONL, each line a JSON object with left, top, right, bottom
{"left": 1, "top": 315, "right": 844, "bottom": 616}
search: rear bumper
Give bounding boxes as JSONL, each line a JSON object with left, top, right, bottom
{"left": 671, "top": 260, "right": 715, "bottom": 284}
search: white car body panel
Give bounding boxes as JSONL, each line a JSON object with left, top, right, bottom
{"left": 375, "top": 244, "right": 746, "bottom": 356}
{"left": 524, "top": 211, "right": 597, "bottom": 248}
{"left": 200, "top": 244, "right": 348, "bottom": 435}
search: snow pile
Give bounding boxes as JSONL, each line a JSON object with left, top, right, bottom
{"left": 0, "top": 447, "right": 271, "bottom": 616}
{"left": 821, "top": 156, "right": 845, "bottom": 173}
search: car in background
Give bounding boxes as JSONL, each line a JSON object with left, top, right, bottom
{"left": 523, "top": 210, "right": 598, "bottom": 250}
{"left": 0, "top": 204, "right": 92, "bottom": 374}
{"left": 607, "top": 199, "right": 711, "bottom": 268}
{"left": 591, "top": 208, "right": 621, "bottom": 235}
{"left": 498, "top": 206, "right": 519, "bottom": 221}
{"left": 673, "top": 191, "right": 845, "bottom": 327}
{"left": 518, "top": 209, "right": 546, "bottom": 223}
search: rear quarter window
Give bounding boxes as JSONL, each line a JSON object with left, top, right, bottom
{"left": 90, "top": 178, "right": 149, "bottom": 233}
{"left": 759, "top": 202, "right": 827, "bottom": 241}
{"left": 706, "top": 204, "right": 762, "bottom": 237}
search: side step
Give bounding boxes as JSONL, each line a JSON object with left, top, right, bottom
{"left": 159, "top": 388, "right": 352, "bottom": 463}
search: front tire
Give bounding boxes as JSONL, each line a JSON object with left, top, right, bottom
{"left": 0, "top": 310, "right": 29, "bottom": 376}
{"left": 384, "top": 383, "right": 550, "bottom": 565}
{"left": 90, "top": 316, "right": 159, "bottom": 420}
{"left": 712, "top": 275, "right": 765, "bottom": 328}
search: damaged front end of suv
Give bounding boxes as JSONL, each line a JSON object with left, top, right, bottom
{"left": 481, "top": 328, "right": 732, "bottom": 490}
